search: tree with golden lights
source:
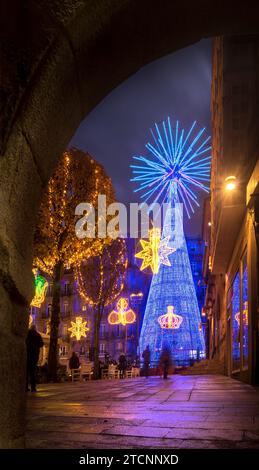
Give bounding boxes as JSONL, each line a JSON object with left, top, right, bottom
{"left": 33, "top": 148, "right": 114, "bottom": 381}
{"left": 75, "top": 238, "right": 127, "bottom": 379}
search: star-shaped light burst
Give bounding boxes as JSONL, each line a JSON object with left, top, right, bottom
{"left": 68, "top": 316, "right": 89, "bottom": 341}
{"left": 108, "top": 298, "right": 136, "bottom": 326}
{"left": 130, "top": 117, "right": 211, "bottom": 219}
{"left": 135, "top": 227, "right": 176, "bottom": 274}
{"left": 158, "top": 306, "right": 183, "bottom": 330}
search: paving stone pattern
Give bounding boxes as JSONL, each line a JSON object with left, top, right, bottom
{"left": 26, "top": 375, "right": 259, "bottom": 449}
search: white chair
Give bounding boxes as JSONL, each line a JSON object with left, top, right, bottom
{"left": 80, "top": 362, "right": 93, "bottom": 381}
{"left": 125, "top": 368, "right": 133, "bottom": 379}
{"left": 132, "top": 367, "right": 140, "bottom": 378}
{"left": 71, "top": 368, "right": 81, "bottom": 382}
{"left": 108, "top": 364, "right": 119, "bottom": 379}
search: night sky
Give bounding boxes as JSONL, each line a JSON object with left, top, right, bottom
{"left": 70, "top": 39, "right": 212, "bottom": 237}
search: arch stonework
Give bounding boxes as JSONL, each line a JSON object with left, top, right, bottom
{"left": 0, "top": 0, "right": 259, "bottom": 448}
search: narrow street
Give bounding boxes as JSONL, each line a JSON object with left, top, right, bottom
{"left": 26, "top": 375, "right": 259, "bottom": 449}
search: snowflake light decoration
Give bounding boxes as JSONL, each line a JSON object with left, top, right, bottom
{"left": 108, "top": 298, "right": 136, "bottom": 326}
{"left": 68, "top": 316, "right": 89, "bottom": 341}
{"left": 158, "top": 305, "right": 183, "bottom": 330}
{"left": 135, "top": 227, "right": 176, "bottom": 274}
{"left": 131, "top": 117, "right": 211, "bottom": 218}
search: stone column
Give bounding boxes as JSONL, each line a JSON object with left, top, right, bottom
{"left": 0, "top": 131, "right": 42, "bottom": 447}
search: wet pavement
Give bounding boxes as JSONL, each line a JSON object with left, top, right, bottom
{"left": 26, "top": 375, "right": 259, "bottom": 449}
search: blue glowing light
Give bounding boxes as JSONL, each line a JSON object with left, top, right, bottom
{"left": 139, "top": 202, "right": 206, "bottom": 366}
{"left": 131, "top": 117, "right": 209, "bottom": 365}
{"left": 130, "top": 117, "right": 211, "bottom": 218}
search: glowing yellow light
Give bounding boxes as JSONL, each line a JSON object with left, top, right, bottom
{"left": 135, "top": 228, "right": 176, "bottom": 274}
{"left": 68, "top": 316, "right": 89, "bottom": 341}
{"left": 225, "top": 175, "right": 236, "bottom": 191}
{"left": 31, "top": 269, "right": 49, "bottom": 308}
{"left": 158, "top": 306, "right": 183, "bottom": 329}
{"left": 235, "top": 301, "right": 248, "bottom": 326}
{"left": 29, "top": 314, "right": 33, "bottom": 327}
{"left": 108, "top": 298, "right": 136, "bottom": 326}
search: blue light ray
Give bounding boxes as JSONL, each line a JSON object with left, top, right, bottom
{"left": 131, "top": 117, "right": 211, "bottom": 216}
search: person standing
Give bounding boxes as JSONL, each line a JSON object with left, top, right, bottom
{"left": 118, "top": 353, "right": 127, "bottom": 379}
{"left": 159, "top": 346, "right": 172, "bottom": 380}
{"left": 142, "top": 345, "right": 150, "bottom": 378}
{"left": 26, "top": 324, "right": 44, "bottom": 392}
{"left": 69, "top": 351, "right": 80, "bottom": 370}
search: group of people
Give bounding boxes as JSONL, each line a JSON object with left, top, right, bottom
{"left": 142, "top": 345, "right": 173, "bottom": 379}
{"left": 26, "top": 323, "right": 174, "bottom": 392}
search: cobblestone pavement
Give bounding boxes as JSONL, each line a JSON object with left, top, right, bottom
{"left": 26, "top": 375, "right": 259, "bottom": 449}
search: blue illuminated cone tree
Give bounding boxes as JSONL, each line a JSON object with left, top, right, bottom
{"left": 131, "top": 118, "right": 210, "bottom": 365}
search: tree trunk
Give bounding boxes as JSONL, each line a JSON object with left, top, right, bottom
{"left": 93, "top": 303, "right": 103, "bottom": 379}
{"left": 48, "top": 261, "right": 62, "bottom": 381}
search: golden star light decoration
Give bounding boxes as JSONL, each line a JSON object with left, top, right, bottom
{"left": 108, "top": 298, "right": 136, "bottom": 326}
{"left": 135, "top": 227, "right": 176, "bottom": 274}
{"left": 158, "top": 305, "right": 183, "bottom": 329}
{"left": 68, "top": 316, "right": 89, "bottom": 341}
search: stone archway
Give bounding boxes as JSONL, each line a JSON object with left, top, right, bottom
{"left": 1, "top": 0, "right": 259, "bottom": 448}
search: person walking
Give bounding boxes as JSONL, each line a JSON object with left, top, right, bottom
{"left": 159, "top": 346, "right": 172, "bottom": 380}
{"left": 26, "top": 324, "right": 44, "bottom": 392}
{"left": 142, "top": 345, "right": 150, "bottom": 378}
{"left": 118, "top": 353, "right": 127, "bottom": 379}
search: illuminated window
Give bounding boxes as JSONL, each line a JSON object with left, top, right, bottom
{"left": 242, "top": 254, "right": 248, "bottom": 368}
{"left": 99, "top": 343, "right": 105, "bottom": 354}
{"left": 232, "top": 272, "right": 240, "bottom": 371}
{"left": 82, "top": 305, "right": 87, "bottom": 311}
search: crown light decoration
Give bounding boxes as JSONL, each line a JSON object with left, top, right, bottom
{"left": 108, "top": 298, "right": 136, "bottom": 326}
{"left": 158, "top": 306, "right": 183, "bottom": 330}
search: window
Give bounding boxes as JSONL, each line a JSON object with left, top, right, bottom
{"left": 82, "top": 305, "right": 87, "bottom": 311}
{"left": 99, "top": 343, "right": 105, "bottom": 354}
{"left": 47, "top": 304, "right": 52, "bottom": 317}
{"left": 64, "top": 282, "right": 70, "bottom": 296}
{"left": 100, "top": 323, "right": 106, "bottom": 337}
{"left": 80, "top": 346, "right": 86, "bottom": 356}
{"left": 117, "top": 342, "right": 123, "bottom": 352}
{"left": 63, "top": 302, "right": 69, "bottom": 317}
{"left": 232, "top": 272, "right": 240, "bottom": 371}
{"left": 48, "top": 282, "right": 53, "bottom": 296}
{"left": 242, "top": 254, "right": 249, "bottom": 367}
{"left": 59, "top": 346, "right": 68, "bottom": 357}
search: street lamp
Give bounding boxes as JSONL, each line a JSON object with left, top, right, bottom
{"left": 225, "top": 175, "right": 237, "bottom": 192}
